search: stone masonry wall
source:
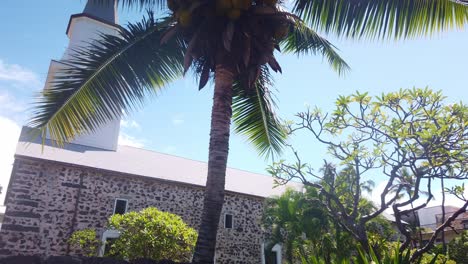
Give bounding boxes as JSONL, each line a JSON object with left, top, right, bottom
{"left": 0, "top": 158, "right": 266, "bottom": 263}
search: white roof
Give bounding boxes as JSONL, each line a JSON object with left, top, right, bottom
{"left": 15, "top": 127, "right": 302, "bottom": 198}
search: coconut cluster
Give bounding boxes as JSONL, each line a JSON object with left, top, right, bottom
{"left": 168, "top": 0, "right": 280, "bottom": 26}
{"left": 165, "top": 0, "right": 292, "bottom": 90}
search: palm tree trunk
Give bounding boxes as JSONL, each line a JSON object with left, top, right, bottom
{"left": 192, "top": 63, "right": 235, "bottom": 264}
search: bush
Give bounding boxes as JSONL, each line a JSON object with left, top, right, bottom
{"left": 68, "top": 228, "right": 102, "bottom": 257}
{"left": 448, "top": 230, "right": 468, "bottom": 263}
{"left": 106, "top": 207, "right": 197, "bottom": 262}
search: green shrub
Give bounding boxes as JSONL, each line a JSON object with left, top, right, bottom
{"left": 68, "top": 228, "right": 101, "bottom": 257}
{"left": 448, "top": 230, "right": 468, "bottom": 264}
{"left": 107, "top": 207, "right": 197, "bottom": 262}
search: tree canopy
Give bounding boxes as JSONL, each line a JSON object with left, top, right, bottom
{"left": 270, "top": 88, "right": 468, "bottom": 262}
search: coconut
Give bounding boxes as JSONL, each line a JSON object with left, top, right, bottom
{"left": 263, "top": 0, "right": 277, "bottom": 6}
{"left": 217, "top": 0, "right": 233, "bottom": 10}
{"left": 167, "top": 0, "right": 178, "bottom": 12}
{"left": 240, "top": 0, "right": 251, "bottom": 10}
{"left": 274, "top": 24, "right": 289, "bottom": 40}
{"left": 178, "top": 9, "right": 192, "bottom": 27}
{"left": 227, "top": 8, "right": 242, "bottom": 20}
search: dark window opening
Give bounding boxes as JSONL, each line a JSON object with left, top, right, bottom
{"left": 114, "top": 199, "right": 127, "bottom": 215}
{"left": 265, "top": 250, "right": 278, "bottom": 264}
{"left": 225, "top": 214, "right": 233, "bottom": 229}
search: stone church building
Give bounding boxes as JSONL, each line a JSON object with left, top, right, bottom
{"left": 0, "top": 1, "right": 299, "bottom": 263}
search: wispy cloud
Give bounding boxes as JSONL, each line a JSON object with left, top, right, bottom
{"left": 0, "top": 116, "right": 21, "bottom": 204}
{"left": 172, "top": 114, "right": 185, "bottom": 126}
{"left": 0, "top": 91, "right": 27, "bottom": 114}
{"left": 120, "top": 119, "right": 141, "bottom": 130}
{"left": 0, "top": 60, "right": 41, "bottom": 88}
{"left": 118, "top": 132, "right": 146, "bottom": 148}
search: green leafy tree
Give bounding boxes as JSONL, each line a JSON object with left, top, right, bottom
{"left": 29, "top": 0, "right": 468, "bottom": 261}
{"left": 448, "top": 230, "right": 468, "bottom": 263}
{"left": 263, "top": 188, "right": 334, "bottom": 263}
{"left": 106, "top": 207, "right": 197, "bottom": 262}
{"left": 271, "top": 88, "right": 468, "bottom": 262}
{"left": 263, "top": 179, "right": 388, "bottom": 262}
{"left": 68, "top": 228, "right": 102, "bottom": 257}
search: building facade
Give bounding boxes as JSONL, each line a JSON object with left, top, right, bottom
{"left": 0, "top": 1, "right": 299, "bottom": 263}
{"left": 401, "top": 205, "right": 468, "bottom": 245}
{"left": 0, "top": 127, "right": 298, "bottom": 263}
{"left": 0, "top": 148, "right": 275, "bottom": 262}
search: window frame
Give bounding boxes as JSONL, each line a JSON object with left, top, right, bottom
{"left": 261, "top": 243, "right": 282, "bottom": 264}
{"left": 224, "top": 213, "right": 234, "bottom": 229}
{"left": 113, "top": 198, "right": 128, "bottom": 215}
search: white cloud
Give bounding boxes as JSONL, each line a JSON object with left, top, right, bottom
{"left": 0, "top": 116, "right": 21, "bottom": 205}
{"left": 0, "top": 91, "right": 27, "bottom": 114}
{"left": 426, "top": 187, "right": 468, "bottom": 208}
{"left": 171, "top": 114, "right": 185, "bottom": 126}
{"left": 0, "top": 60, "right": 41, "bottom": 88}
{"left": 120, "top": 119, "right": 141, "bottom": 130}
{"left": 371, "top": 180, "right": 390, "bottom": 208}
{"left": 118, "top": 132, "right": 145, "bottom": 148}
{"left": 371, "top": 179, "right": 468, "bottom": 213}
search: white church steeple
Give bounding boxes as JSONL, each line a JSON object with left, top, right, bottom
{"left": 43, "top": 0, "right": 121, "bottom": 151}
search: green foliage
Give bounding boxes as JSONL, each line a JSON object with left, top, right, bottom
{"left": 448, "top": 230, "right": 468, "bottom": 263}
{"left": 419, "top": 253, "right": 455, "bottom": 264}
{"left": 106, "top": 207, "right": 197, "bottom": 262}
{"left": 270, "top": 88, "right": 468, "bottom": 262}
{"left": 366, "top": 216, "right": 397, "bottom": 255}
{"left": 68, "top": 228, "right": 101, "bottom": 257}
{"left": 263, "top": 184, "right": 395, "bottom": 263}
{"left": 293, "top": 0, "right": 468, "bottom": 40}
{"left": 232, "top": 66, "right": 287, "bottom": 158}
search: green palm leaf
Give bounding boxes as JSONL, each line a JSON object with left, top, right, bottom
{"left": 29, "top": 14, "right": 185, "bottom": 145}
{"left": 293, "top": 0, "right": 468, "bottom": 39}
{"left": 282, "top": 21, "right": 350, "bottom": 75}
{"left": 90, "top": 0, "right": 162, "bottom": 10}
{"left": 232, "top": 66, "right": 287, "bottom": 158}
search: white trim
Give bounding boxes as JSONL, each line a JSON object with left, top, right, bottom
{"left": 272, "top": 244, "right": 282, "bottom": 264}
{"left": 261, "top": 243, "right": 282, "bottom": 264}
{"left": 99, "top": 229, "right": 120, "bottom": 256}
{"left": 113, "top": 198, "right": 128, "bottom": 215}
{"left": 261, "top": 243, "right": 265, "bottom": 264}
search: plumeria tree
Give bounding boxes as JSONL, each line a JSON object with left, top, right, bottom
{"left": 271, "top": 88, "right": 468, "bottom": 262}
{"left": 30, "top": 0, "right": 468, "bottom": 262}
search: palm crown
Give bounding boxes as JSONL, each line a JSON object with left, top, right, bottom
{"left": 29, "top": 0, "right": 468, "bottom": 262}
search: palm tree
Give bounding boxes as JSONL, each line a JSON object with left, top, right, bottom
{"left": 263, "top": 188, "right": 331, "bottom": 263}
{"left": 29, "top": 0, "right": 468, "bottom": 262}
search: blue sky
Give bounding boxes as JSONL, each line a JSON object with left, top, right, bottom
{"left": 0, "top": 0, "right": 467, "bottom": 206}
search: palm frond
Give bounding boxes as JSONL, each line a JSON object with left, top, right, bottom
{"left": 232, "top": 67, "right": 287, "bottom": 158}
{"left": 282, "top": 21, "right": 350, "bottom": 75}
{"left": 90, "top": 0, "right": 163, "bottom": 10}
{"left": 293, "top": 0, "right": 468, "bottom": 39}
{"left": 29, "top": 13, "right": 185, "bottom": 145}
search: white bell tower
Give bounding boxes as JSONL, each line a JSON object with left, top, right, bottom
{"left": 43, "top": 0, "right": 121, "bottom": 151}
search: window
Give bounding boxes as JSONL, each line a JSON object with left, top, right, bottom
{"left": 224, "top": 213, "right": 233, "bottom": 229}
{"left": 113, "top": 198, "right": 128, "bottom": 215}
{"left": 463, "top": 220, "right": 468, "bottom": 230}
